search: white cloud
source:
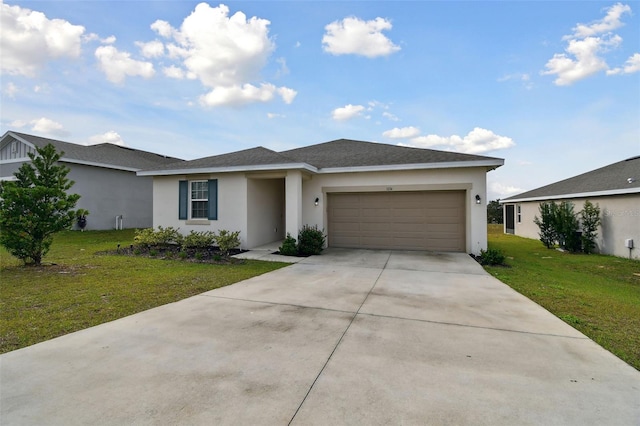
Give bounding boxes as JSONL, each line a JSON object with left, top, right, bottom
{"left": 569, "top": 2, "right": 631, "bottom": 39}
{"left": 163, "top": 65, "right": 186, "bottom": 79}
{"left": 199, "top": 83, "right": 295, "bottom": 107}
{"left": 331, "top": 104, "right": 366, "bottom": 121}
{"left": 490, "top": 182, "right": 524, "bottom": 198}
{"left": 322, "top": 16, "right": 400, "bottom": 58}
{"left": 405, "top": 127, "right": 515, "bottom": 154}
{"left": 382, "top": 126, "right": 420, "bottom": 139}
{"left": 146, "top": 3, "right": 293, "bottom": 107}
{"left": 135, "top": 40, "right": 164, "bottom": 58}
{"left": 542, "top": 35, "right": 619, "bottom": 85}
{"left": 9, "top": 119, "right": 27, "bottom": 128}
{"left": 95, "top": 45, "right": 155, "bottom": 84}
{"left": 382, "top": 111, "right": 399, "bottom": 121}
{"left": 0, "top": 2, "right": 85, "bottom": 76}
{"left": 88, "top": 131, "right": 125, "bottom": 146}
{"left": 30, "top": 117, "right": 68, "bottom": 136}
{"left": 101, "top": 35, "right": 116, "bottom": 44}
{"left": 542, "top": 3, "right": 635, "bottom": 85}
{"left": 267, "top": 112, "right": 285, "bottom": 119}
{"left": 607, "top": 53, "right": 640, "bottom": 75}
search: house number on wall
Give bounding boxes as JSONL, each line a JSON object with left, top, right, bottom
{"left": 386, "top": 187, "right": 393, "bottom": 191}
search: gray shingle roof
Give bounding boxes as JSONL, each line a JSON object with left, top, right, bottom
{"left": 141, "top": 139, "right": 503, "bottom": 174}
{"left": 7, "top": 132, "right": 182, "bottom": 170}
{"left": 503, "top": 156, "right": 640, "bottom": 201}
{"left": 281, "top": 139, "right": 502, "bottom": 169}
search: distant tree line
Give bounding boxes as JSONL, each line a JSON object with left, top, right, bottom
{"left": 487, "top": 199, "right": 503, "bottom": 224}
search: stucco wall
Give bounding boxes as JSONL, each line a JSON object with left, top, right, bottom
{"left": 1, "top": 161, "right": 154, "bottom": 230}
{"left": 506, "top": 195, "right": 639, "bottom": 259}
{"left": 247, "top": 178, "right": 285, "bottom": 247}
{"left": 300, "top": 167, "right": 489, "bottom": 255}
{"left": 152, "top": 174, "right": 249, "bottom": 245}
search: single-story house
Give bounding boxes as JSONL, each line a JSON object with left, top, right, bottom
{"left": 138, "top": 139, "right": 504, "bottom": 255}
{"left": 0, "top": 131, "right": 183, "bottom": 230}
{"left": 502, "top": 156, "right": 640, "bottom": 259}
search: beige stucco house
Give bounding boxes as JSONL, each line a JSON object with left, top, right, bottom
{"left": 139, "top": 139, "right": 503, "bottom": 255}
{"left": 502, "top": 156, "right": 639, "bottom": 259}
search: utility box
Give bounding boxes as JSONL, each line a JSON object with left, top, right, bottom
{"left": 625, "top": 239, "right": 634, "bottom": 249}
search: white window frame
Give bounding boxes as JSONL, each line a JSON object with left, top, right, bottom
{"left": 190, "top": 180, "right": 209, "bottom": 219}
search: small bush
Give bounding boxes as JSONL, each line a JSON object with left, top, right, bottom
{"left": 134, "top": 226, "right": 181, "bottom": 248}
{"left": 279, "top": 233, "right": 298, "bottom": 256}
{"left": 215, "top": 230, "right": 241, "bottom": 256}
{"left": 479, "top": 248, "right": 506, "bottom": 266}
{"left": 556, "top": 201, "right": 581, "bottom": 252}
{"left": 178, "top": 251, "right": 188, "bottom": 260}
{"left": 534, "top": 202, "right": 558, "bottom": 249}
{"left": 181, "top": 230, "right": 216, "bottom": 249}
{"left": 298, "top": 225, "right": 325, "bottom": 256}
{"left": 580, "top": 200, "right": 601, "bottom": 254}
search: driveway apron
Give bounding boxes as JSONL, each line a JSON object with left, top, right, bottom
{"left": 1, "top": 249, "right": 639, "bottom": 425}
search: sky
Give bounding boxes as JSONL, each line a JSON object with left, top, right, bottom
{"left": 1, "top": 0, "right": 639, "bottom": 200}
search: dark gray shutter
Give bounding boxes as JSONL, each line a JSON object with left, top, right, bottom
{"left": 179, "top": 180, "right": 188, "bottom": 220}
{"left": 208, "top": 179, "right": 218, "bottom": 220}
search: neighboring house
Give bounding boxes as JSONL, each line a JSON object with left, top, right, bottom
{"left": 139, "top": 139, "right": 504, "bottom": 255}
{"left": 0, "top": 131, "right": 182, "bottom": 230}
{"left": 502, "top": 156, "right": 640, "bottom": 259}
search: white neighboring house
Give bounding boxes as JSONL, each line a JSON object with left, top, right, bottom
{"left": 138, "top": 139, "right": 504, "bottom": 255}
{"left": 502, "top": 156, "right": 640, "bottom": 259}
{"left": 0, "top": 131, "right": 183, "bottom": 230}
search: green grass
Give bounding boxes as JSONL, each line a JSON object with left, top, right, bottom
{"left": 485, "top": 224, "right": 640, "bottom": 370}
{"left": 0, "top": 230, "right": 288, "bottom": 354}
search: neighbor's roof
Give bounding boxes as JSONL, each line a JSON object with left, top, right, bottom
{"left": 503, "top": 156, "right": 640, "bottom": 202}
{"left": 1, "top": 131, "right": 182, "bottom": 171}
{"left": 138, "top": 139, "right": 504, "bottom": 176}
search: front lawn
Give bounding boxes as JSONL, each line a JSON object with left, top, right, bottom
{"left": 484, "top": 224, "right": 640, "bottom": 370}
{"left": 0, "top": 230, "right": 288, "bottom": 354}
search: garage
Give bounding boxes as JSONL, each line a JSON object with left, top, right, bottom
{"left": 328, "top": 191, "right": 466, "bottom": 251}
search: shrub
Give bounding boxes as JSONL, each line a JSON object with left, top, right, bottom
{"left": 215, "top": 230, "right": 241, "bottom": 256}
{"left": 134, "top": 226, "right": 181, "bottom": 248}
{"left": 556, "top": 201, "right": 581, "bottom": 252}
{"left": 534, "top": 201, "right": 558, "bottom": 249}
{"left": 279, "top": 233, "right": 298, "bottom": 256}
{"left": 478, "top": 248, "right": 506, "bottom": 266}
{"left": 298, "top": 225, "right": 326, "bottom": 256}
{"left": 181, "top": 230, "right": 216, "bottom": 249}
{"left": 580, "top": 200, "right": 601, "bottom": 254}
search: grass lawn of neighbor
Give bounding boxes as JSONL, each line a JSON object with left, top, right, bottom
{"left": 0, "top": 229, "right": 288, "bottom": 354}
{"left": 484, "top": 224, "right": 640, "bottom": 371}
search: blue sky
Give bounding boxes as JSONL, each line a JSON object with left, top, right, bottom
{"left": 1, "top": 1, "right": 639, "bottom": 200}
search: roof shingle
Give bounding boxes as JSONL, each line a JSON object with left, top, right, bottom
{"left": 503, "top": 156, "right": 640, "bottom": 201}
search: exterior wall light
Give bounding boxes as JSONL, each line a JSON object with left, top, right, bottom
{"left": 314, "top": 197, "right": 320, "bottom": 206}
{"left": 475, "top": 194, "right": 481, "bottom": 204}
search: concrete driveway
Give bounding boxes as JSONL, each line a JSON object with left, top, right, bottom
{"left": 1, "top": 249, "right": 639, "bottom": 425}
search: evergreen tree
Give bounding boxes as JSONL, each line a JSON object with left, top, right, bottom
{"left": 0, "top": 144, "right": 81, "bottom": 265}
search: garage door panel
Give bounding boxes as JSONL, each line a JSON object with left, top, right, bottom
{"left": 328, "top": 191, "right": 465, "bottom": 252}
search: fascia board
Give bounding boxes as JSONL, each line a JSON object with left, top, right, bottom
{"left": 501, "top": 187, "right": 640, "bottom": 203}
{"left": 137, "top": 162, "right": 318, "bottom": 176}
{"left": 317, "top": 159, "right": 504, "bottom": 174}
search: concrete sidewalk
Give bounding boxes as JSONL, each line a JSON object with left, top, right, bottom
{"left": 1, "top": 249, "right": 639, "bottom": 425}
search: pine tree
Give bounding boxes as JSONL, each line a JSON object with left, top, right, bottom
{"left": 0, "top": 144, "right": 81, "bottom": 265}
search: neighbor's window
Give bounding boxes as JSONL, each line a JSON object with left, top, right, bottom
{"left": 190, "top": 181, "right": 209, "bottom": 219}
{"left": 517, "top": 205, "right": 522, "bottom": 223}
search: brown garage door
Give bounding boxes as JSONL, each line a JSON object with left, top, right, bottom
{"left": 328, "top": 191, "right": 466, "bottom": 251}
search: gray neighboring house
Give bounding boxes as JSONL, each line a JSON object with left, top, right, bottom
{"left": 502, "top": 156, "right": 640, "bottom": 259}
{"left": 0, "top": 131, "right": 183, "bottom": 230}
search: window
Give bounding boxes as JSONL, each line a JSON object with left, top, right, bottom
{"left": 190, "top": 181, "right": 208, "bottom": 219}
{"left": 179, "top": 179, "right": 217, "bottom": 220}
{"left": 517, "top": 205, "right": 522, "bottom": 223}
